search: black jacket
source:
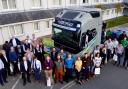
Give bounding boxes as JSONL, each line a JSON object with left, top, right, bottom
{"left": 20, "top": 60, "right": 31, "bottom": 73}
{"left": 125, "top": 46, "right": 128, "bottom": 59}
{"left": 50, "top": 51, "right": 58, "bottom": 61}
{"left": 0, "top": 55, "right": 8, "bottom": 68}
{"left": 9, "top": 38, "right": 21, "bottom": 46}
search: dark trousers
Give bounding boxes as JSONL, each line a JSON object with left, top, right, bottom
{"left": 123, "top": 58, "right": 128, "bottom": 67}
{"left": 65, "top": 68, "right": 73, "bottom": 82}
{"left": 82, "top": 67, "right": 89, "bottom": 80}
{"left": 107, "top": 49, "right": 111, "bottom": 61}
{"left": 5, "top": 53, "right": 11, "bottom": 75}
{"left": 7, "top": 63, "right": 11, "bottom": 76}
{"left": 22, "top": 71, "right": 30, "bottom": 85}
{"left": 117, "top": 53, "right": 122, "bottom": 66}
{"left": 34, "top": 69, "right": 41, "bottom": 81}
{"left": 11, "top": 61, "right": 19, "bottom": 76}
{"left": 75, "top": 70, "right": 81, "bottom": 81}
{"left": 0, "top": 69, "right": 6, "bottom": 85}
{"left": 102, "top": 55, "right": 106, "bottom": 65}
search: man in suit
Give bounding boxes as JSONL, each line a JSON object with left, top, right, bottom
{"left": 0, "top": 57, "right": 8, "bottom": 86}
{"left": 33, "top": 56, "right": 42, "bottom": 82}
{"left": 17, "top": 45, "right": 24, "bottom": 62}
{"left": 0, "top": 52, "right": 10, "bottom": 78}
{"left": 20, "top": 56, "right": 31, "bottom": 86}
{"left": 23, "top": 39, "right": 32, "bottom": 53}
{"left": 9, "top": 36, "right": 21, "bottom": 49}
{"left": 50, "top": 48, "right": 58, "bottom": 61}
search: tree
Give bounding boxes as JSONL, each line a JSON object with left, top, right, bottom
{"left": 95, "top": 4, "right": 106, "bottom": 10}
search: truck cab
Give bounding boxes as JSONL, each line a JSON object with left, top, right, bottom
{"left": 52, "top": 7, "right": 102, "bottom": 54}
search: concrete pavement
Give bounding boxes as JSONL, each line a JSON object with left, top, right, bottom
{"left": 0, "top": 63, "right": 128, "bottom": 89}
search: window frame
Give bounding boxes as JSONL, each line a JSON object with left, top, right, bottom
{"left": 83, "top": 0, "right": 89, "bottom": 4}
{"left": 34, "top": 22, "right": 41, "bottom": 33}
{"left": 9, "top": 24, "right": 24, "bottom": 37}
{"left": 69, "top": 0, "right": 77, "bottom": 5}
{"left": 53, "top": 0, "right": 62, "bottom": 6}
{"left": 31, "top": 0, "right": 42, "bottom": 8}
{"left": 1, "top": 0, "right": 16, "bottom": 10}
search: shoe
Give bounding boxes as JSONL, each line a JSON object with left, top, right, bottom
{"left": 126, "top": 67, "right": 128, "bottom": 70}
{"left": 65, "top": 80, "right": 69, "bottom": 83}
{"left": 78, "top": 81, "right": 82, "bottom": 85}
{"left": 28, "top": 80, "right": 31, "bottom": 83}
{"left": 60, "top": 81, "right": 63, "bottom": 84}
{"left": 5, "top": 81, "right": 8, "bottom": 83}
{"left": 1, "top": 83, "right": 4, "bottom": 86}
{"left": 23, "top": 82, "right": 26, "bottom": 86}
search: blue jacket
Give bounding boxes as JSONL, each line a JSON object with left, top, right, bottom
{"left": 64, "top": 58, "right": 74, "bottom": 69}
{"left": 9, "top": 52, "right": 18, "bottom": 62}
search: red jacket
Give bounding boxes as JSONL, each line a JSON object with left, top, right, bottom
{"left": 43, "top": 60, "right": 53, "bottom": 70}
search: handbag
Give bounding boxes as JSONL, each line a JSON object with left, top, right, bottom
{"left": 94, "top": 67, "right": 100, "bottom": 75}
{"left": 10, "top": 63, "right": 13, "bottom": 73}
{"left": 113, "top": 54, "right": 118, "bottom": 61}
{"left": 47, "top": 77, "right": 51, "bottom": 87}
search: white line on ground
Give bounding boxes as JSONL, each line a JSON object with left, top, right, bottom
{"left": 11, "top": 75, "right": 21, "bottom": 89}
{"left": 50, "top": 85, "right": 53, "bottom": 89}
{"left": 66, "top": 82, "right": 76, "bottom": 89}
{"left": 60, "top": 80, "right": 75, "bottom": 89}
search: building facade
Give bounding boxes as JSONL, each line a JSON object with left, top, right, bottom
{"left": 0, "top": 0, "right": 125, "bottom": 45}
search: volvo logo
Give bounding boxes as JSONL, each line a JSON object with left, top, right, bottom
{"left": 57, "top": 20, "right": 74, "bottom": 27}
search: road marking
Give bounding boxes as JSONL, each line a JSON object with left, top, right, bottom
{"left": 60, "top": 80, "right": 75, "bottom": 89}
{"left": 66, "top": 82, "right": 76, "bottom": 89}
{"left": 11, "top": 75, "right": 21, "bottom": 89}
{"left": 50, "top": 85, "right": 53, "bottom": 89}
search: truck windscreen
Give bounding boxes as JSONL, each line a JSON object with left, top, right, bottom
{"left": 53, "top": 27, "right": 80, "bottom": 46}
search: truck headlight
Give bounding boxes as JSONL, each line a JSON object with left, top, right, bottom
{"left": 77, "top": 24, "right": 81, "bottom": 28}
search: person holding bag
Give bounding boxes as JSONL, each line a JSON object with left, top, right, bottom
{"left": 94, "top": 53, "right": 102, "bottom": 75}
{"left": 44, "top": 56, "right": 54, "bottom": 85}
{"left": 75, "top": 56, "right": 82, "bottom": 84}
{"left": 116, "top": 44, "right": 124, "bottom": 67}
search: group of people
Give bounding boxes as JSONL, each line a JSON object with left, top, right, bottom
{"left": 0, "top": 28, "right": 128, "bottom": 87}
{"left": 105, "top": 30, "right": 128, "bottom": 68}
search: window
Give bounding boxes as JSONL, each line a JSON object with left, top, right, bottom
{"left": 111, "top": 0, "right": 114, "bottom": 2}
{"left": 83, "top": 0, "right": 89, "bottom": 3}
{"left": 2, "top": 0, "right": 16, "bottom": 9}
{"left": 90, "top": 11, "right": 100, "bottom": 18}
{"left": 111, "top": 9, "right": 115, "bottom": 14}
{"left": 32, "top": 0, "right": 41, "bottom": 7}
{"left": 43, "top": 21, "right": 50, "bottom": 29}
{"left": 70, "top": 0, "right": 77, "bottom": 4}
{"left": 34, "top": 22, "right": 40, "bottom": 32}
{"left": 94, "top": 0, "right": 99, "bottom": 3}
{"left": 9, "top": 24, "right": 24, "bottom": 36}
{"left": 102, "top": 10, "right": 105, "bottom": 15}
{"left": 106, "top": 10, "right": 110, "bottom": 15}
{"left": 104, "top": 0, "right": 107, "bottom": 2}
{"left": 53, "top": 0, "right": 62, "bottom": 5}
